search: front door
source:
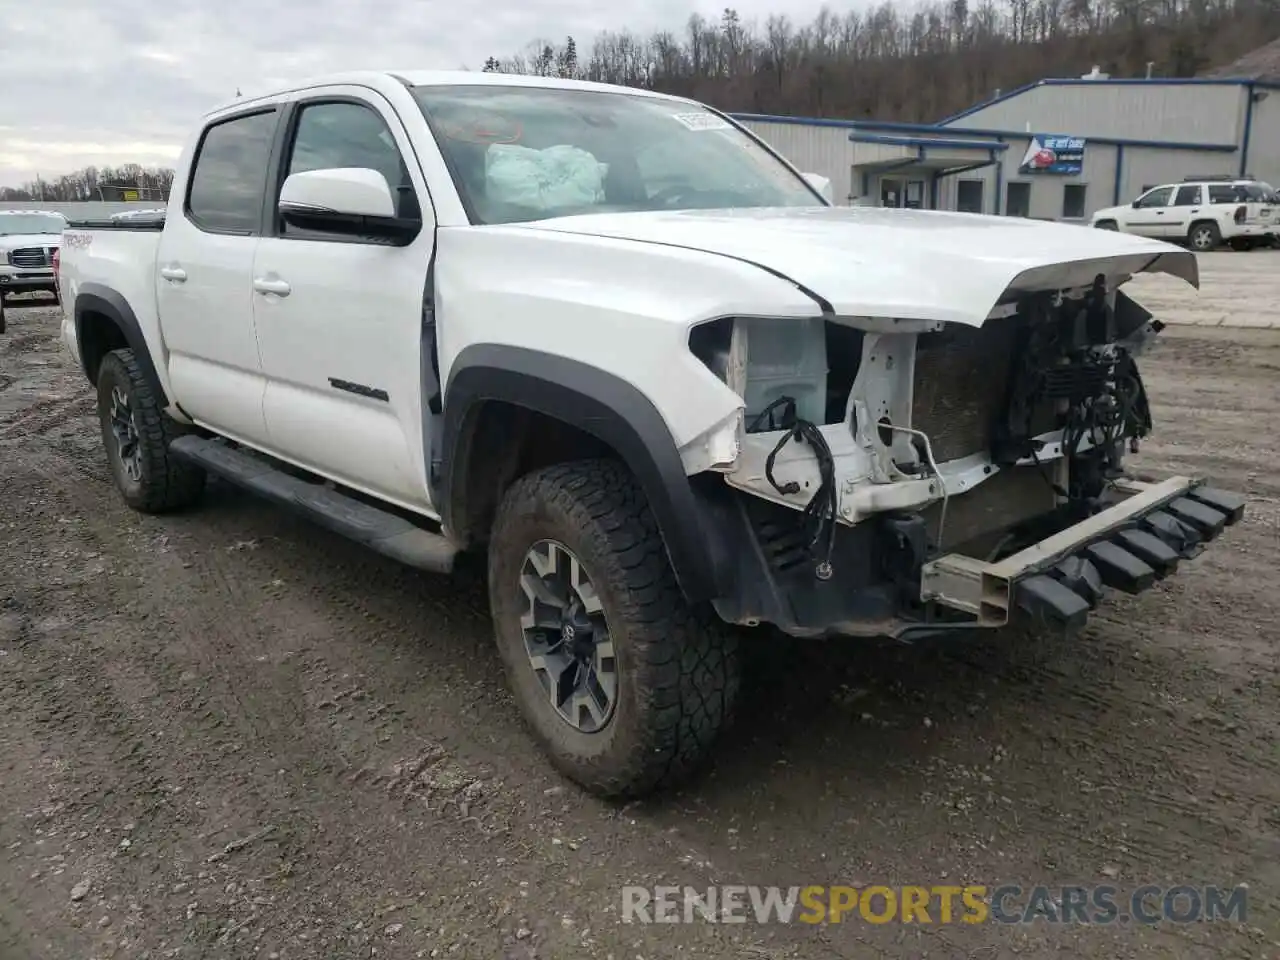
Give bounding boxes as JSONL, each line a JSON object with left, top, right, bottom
{"left": 880, "top": 177, "right": 927, "bottom": 209}
{"left": 156, "top": 107, "right": 280, "bottom": 446}
{"left": 1124, "top": 185, "right": 1174, "bottom": 237}
{"left": 251, "top": 90, "right": 438, "bottom": 511}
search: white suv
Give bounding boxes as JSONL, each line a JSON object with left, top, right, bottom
{"left": 1090, "top": 177, "right": 1276, "bottom": 251}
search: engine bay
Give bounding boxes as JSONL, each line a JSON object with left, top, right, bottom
{"left": 689, "top": 274, "right": 1165, "bottom": 584}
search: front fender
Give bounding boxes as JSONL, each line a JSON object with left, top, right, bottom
{"left": 437, "top": 344, "right": 730, "bottom": 603}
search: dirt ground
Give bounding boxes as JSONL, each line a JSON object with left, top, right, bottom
{"left": 1124, "top": 249, "right": 1280, "bottom": 329}
{"left": 2, "top": 284, "right": 1279, "bottom": 960}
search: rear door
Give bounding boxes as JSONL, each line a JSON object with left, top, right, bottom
{"left": 1124, "top": 185, "right": 1174, "bottom": 237}
{"left": 156, "top": 107, "right": 281, "bottom": 445}
{"left": 250, "top": 88, "right": 437, "bottom": 510}
{"left": 1165, "top": 183, "right": 1204, "bottom": 239}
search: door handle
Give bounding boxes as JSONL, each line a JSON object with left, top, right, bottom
{"left": 1155, "top": 211, "right": 1165, "bottom": 215}
{"left": 253, "top": 277, "right": 291, "bottom": 297}
{"left": 159, "top": 265, "right": 187, "bottom": 282}
{"left": 1190, "top": 208, "right": 1200, "bottom": 213}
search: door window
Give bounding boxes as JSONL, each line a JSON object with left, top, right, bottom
{"left": 1173, "top": 185, "right": 1202, "bottom": 206}
{"left": 185, "top": 109, "right": 278, "bottom": 235}
{"left": 1134, "top": 186, "right": 1173, "bottom": 208}
{"left": 279, "top": 100, "right": 420, "bottom": 236}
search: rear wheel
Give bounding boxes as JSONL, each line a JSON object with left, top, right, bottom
{"left": 96, "top": 348, "right": 206, "bottom": 513}
{"left": 488, "top": 459, "right": 740, "bottom": 799}
{"left": 1188, "top": 221, "right": 1221, "bottom": 251}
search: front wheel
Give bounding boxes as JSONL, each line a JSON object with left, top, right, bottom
{"left": 488, "top": 459, "right": 740, "bottom": 799}
{"left": 96, "top": 348, "right": 206, "bottom": 513}
{"left": 1094, "top": 220, "right": 1118, "bottom": 230}
{"left": 1188, "top": 222, "right": 1222, "bottom": 251}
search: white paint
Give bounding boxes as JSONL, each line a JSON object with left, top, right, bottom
{"left": 525, "top": 205, "right": 1197, "bottom": 325}
{"left": 278, "top": 167, "right": 397, "bottom": 218}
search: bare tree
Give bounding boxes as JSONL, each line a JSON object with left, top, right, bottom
{"left": 480, "top": 0, "right": 1280, "bottom": 121}
{"left": 1, "top": 165, "right": 175, "bottom": 204}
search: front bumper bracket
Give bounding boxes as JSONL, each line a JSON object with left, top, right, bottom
{"left": 920, "top": 476, "right": 1246, "bottom": 632}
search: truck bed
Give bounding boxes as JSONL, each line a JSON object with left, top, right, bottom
{"left": 58, "top": 225, "right": 165, "bottom": 388}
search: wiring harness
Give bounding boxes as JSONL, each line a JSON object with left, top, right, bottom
{"left": 749, "top": 396, "right": 840, "bottom": 581}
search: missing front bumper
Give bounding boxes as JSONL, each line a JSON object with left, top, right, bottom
{"left": 920, "top": 476, "right": 1247, "bottom": 632}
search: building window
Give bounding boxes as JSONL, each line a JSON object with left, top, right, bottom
{"left": 1006, "top": 181, "right": 1031, "bottom": 217}
{"left": 1062, "top": 184, "right": 1087, "bottom": 219}
{"left": 957, "top": 179, "right": 984, "bottom": 213}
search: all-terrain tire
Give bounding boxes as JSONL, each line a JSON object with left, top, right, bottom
{"left": 1189, "top": 221, "right": 1222, "bottom": 251}
{"left": 96, "top": 348, "right": 206, "bottom": 513}
{"left": 488, "top": 459, "right": 740, "bottom": 799}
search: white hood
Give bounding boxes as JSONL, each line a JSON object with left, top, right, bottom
{"left": 0, "top": 232, "right": 61, "bottom": 252}
{"left": 520, "top": 206, "right": 1198, "bottom": 326}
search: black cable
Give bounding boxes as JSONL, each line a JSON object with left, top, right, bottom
{"left": 753, "top": 395, "right": 840, "bottom": 580}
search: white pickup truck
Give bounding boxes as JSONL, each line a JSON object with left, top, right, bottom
{"left": 58, "top": 71, "right": 1246, "bottom": 798}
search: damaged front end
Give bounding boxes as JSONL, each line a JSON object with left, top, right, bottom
{"left": 687, "top": 270, "right": 1247, "bottom": 640}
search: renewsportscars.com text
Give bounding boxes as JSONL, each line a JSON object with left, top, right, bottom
{"left": 621, "top": 884, "right": 1248, "bottom": 925}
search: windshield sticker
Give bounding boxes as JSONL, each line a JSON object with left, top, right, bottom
{"left": 437, "top": 112, "right": 523, "bottom": 145}
{"left": 672, "top": 112, "right": 732, "bottom": 131}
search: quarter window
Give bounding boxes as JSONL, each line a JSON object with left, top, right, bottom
{"left": 186, "top": 110, "right": 278, "bottom": 234}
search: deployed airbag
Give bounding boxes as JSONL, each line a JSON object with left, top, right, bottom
{"left": 484, "top": 143, "right": 607, "bottom": 211}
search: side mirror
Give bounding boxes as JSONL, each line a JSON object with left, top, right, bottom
{"left": 1131, "top": 200, "right": 1141, "bottom": 208}
{"left": 802, "top": 172, "right": 834, "bottom": 204}
{"left": 278, "top": 167, "right": 421, "bottom": 243}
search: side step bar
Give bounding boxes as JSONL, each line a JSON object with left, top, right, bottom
{"left": 920, "top": 476, "right": 1246, "bottom": 632}
{"left": 170, "top": 436, "right": 458, "bottom": 574}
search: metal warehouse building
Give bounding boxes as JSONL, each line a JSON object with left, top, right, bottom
{"left": 733, "top": 76, "right": 1280, "bottom": 221}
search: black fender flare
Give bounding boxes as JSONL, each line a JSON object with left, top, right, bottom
{"left": 74, "top": 283, "right": 167, "bottom": 405}
{"left": 436, "top": 344, "right": 727, "bottom": 603}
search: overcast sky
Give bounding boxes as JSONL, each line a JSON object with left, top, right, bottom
{"left": 0, "top": 0, "right": 840, "bottom": 188}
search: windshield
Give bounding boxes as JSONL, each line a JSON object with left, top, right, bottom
{"left": 0, "top": 212, "right": 67, "bottom": 236}
{"left": 411, "top": 85, "right": 824, "bottom": 225}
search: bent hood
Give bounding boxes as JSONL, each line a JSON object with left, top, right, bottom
{"left": 518, "top": 206, "right": 1197, "bottom": 327}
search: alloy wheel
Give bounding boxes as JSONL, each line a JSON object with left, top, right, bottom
{"left": 517, "top": 539, "right": 618, "bottom": 733}
{"left": 108, "top": 385, "right": 143, "bottom": 483}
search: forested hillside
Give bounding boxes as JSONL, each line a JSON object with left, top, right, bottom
{"left": 483, "top": 0, "right": 1280, "bottom": 121}
{"left": 0, "top": 164, "right": 173, "bottom": 205}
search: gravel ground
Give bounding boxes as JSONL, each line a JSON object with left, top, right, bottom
{"left": 1125, "top": 249, "right": 1280, "bottom": 328}
{"left": 2, "top": 284, "right": 1279, "bottom": 960}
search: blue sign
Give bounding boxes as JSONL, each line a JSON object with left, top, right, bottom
{"left": 1019, "top": 134, "right": 1086, "bottom": 175}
